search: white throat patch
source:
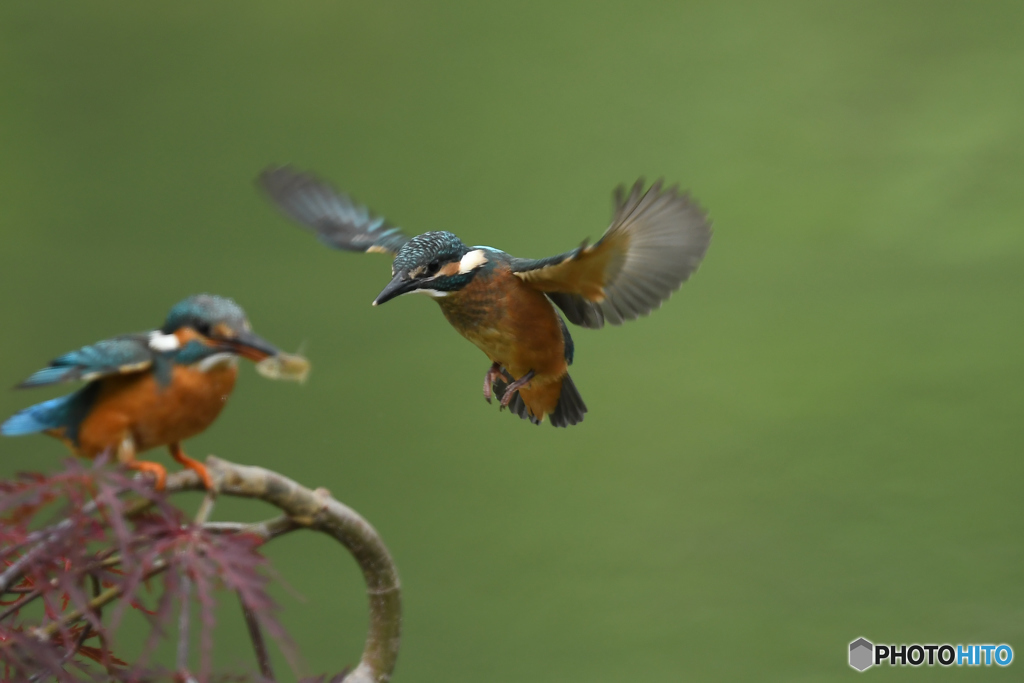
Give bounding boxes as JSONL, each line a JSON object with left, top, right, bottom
{"left": 459, "top": 249, "right": 488, "bottom": 274}
{"left": 197, "top": 352, "right": 237, "bottom": 372}
{"left": 409, "top": 288, "right": 449, "bottom": 298}
{"left": 148, "top": 331, "right": 181, "bottom": 352}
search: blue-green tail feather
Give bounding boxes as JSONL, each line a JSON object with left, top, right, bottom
{"left": 2, "top": 383, "right": 98, "bottom": 443}
{"left": 2, "top": 395, "right": 75, "bottom": 435}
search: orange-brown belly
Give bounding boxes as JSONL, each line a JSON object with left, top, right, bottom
{"left": 69, "top": 362, "right": 238, "bottom": 458}
{"left": 438, "top": 266, "right": 569, "bottom": 420}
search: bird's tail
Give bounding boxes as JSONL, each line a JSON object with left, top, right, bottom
{"left": 497, "top": 372, "right": 587, "bottom": 428}
{"left": 1, "top": 395, "right": 76, "bottom": 436}
{"left": 548, "top": 373, "right": 587, "bottom": 428}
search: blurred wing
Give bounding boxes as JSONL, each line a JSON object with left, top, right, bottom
{"left": 511, "top": 179, "right": 711, "bottom": 329}
{"left": 17, "top": 336, "right": 153, "bottom": 389}
{"left": 258, "top": 165, "right": 410, "bottom": 256}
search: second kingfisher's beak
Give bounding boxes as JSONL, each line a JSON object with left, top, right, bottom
{"left": 372, "top": 270, "right": 416, "bottom": 306}
{"left": 224, "top": 329, "right": 280, "bottom": 362}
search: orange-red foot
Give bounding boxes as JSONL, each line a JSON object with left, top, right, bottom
{"left": 499, "top": 370, "right": 535, "bottom": 409}
{"left": 483, "top": 362, "right": 503, "bottom": 403}
{"left": 169, "top": 443, "right": 214, "bottom": 490}
{"left": 125, "top": 460, "right": 168, "bottom": 490}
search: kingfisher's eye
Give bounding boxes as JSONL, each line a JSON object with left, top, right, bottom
{"left": 426, "top": 260, "right": 441, "bottom": 276}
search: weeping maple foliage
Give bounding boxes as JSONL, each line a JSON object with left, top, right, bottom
{"left": 0, "top": 458, "right": 342, "bottom": 683}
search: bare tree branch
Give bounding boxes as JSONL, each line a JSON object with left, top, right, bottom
{"left": 202, "top": 515, "right": 300, "bottom": 540}
{"left": 163, "top": 457, "right": 402, "bottom": 683}
{"left": 3, "top": 458, "right": 400, "bottom": 682}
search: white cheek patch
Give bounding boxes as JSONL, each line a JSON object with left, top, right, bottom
{"left": 196, "top": 352, "right": 237, "bottom": 372}
{"left": 148, "top": 331, "right": 181, "bottom": 352}
{"left": 459, "top": 249, "right": 488, "bottom": 274}
{"left": 409, "top": 288, "right": 449, "bottom": 298}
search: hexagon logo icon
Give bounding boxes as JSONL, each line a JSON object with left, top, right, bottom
{"left": 849, "top": 638, "right": 874, "bottom": 671}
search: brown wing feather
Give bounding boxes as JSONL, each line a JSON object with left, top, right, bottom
{"left": 526, "top": 240, "right": 621, "bottom": 300}
{"left": 513, "top": 179, "right": 711, "bottom": 328}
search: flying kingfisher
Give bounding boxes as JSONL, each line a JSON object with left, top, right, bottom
{"left": 1, "top": 294, "right": 300, "bottom": 489}
{"left": 259, "top": 166, "right": 712, "bottom": 427}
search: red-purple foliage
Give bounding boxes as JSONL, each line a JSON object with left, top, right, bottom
{"left": 0, "top": 459, "right": 294, "bottom": 682}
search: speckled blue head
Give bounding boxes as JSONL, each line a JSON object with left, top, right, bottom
{"left": 159, "top": 294, "right": 249, "bottom": 335}
{"left": 161, "top": 294, "right": 249, "bottom": 335}
{"left": 391, "top": 231, "right": 469, "bottom": 276}
{"left": 375, "top": 231, "right": 490, "bottom": 305}
{"left": 160, "top": 294, "right": 279, "bottom": 361}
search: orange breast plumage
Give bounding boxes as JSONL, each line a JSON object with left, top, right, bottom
{"left": 435, "top": 264, "right": 572, "bottom": 423}
{"left": 71, "top": 361, "right": 239, "bottom": 458}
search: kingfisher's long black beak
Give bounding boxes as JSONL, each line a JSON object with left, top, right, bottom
{"left": 226, "top": 329, "right": 280, "bottom": 362}
{"left": 373, "top": 270, "right": 416, "bottom": 306}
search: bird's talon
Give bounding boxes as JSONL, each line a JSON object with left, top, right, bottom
{"left": 482, "top": 362, "right": 503, "bottom": 403}
{"left": 170, "top": 444, "right": 215, "bottom": 490}
{"left": 126, "top": 460, "right": 168, "bottom": 491}
{"left": 497, "top": 370, "right": 535, "bottom": 409}
{"left": 197, "top": 466, "right": 216, "bottom": 491}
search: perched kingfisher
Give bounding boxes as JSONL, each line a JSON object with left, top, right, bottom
{"left": 259, "top": 166, "right": 712, "bottom": 427}
{"left": 1, "top": 295, "right": 294, "bottom": 489}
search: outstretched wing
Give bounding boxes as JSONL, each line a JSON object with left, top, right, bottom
{"left": 258, "top": 165, "right": 410, "bottom": 256}
{"left": 16, "top": 336, "right": 154, "bottom": 389}
{"left": 511, "top": 179, "right": 711, "bottom": 329}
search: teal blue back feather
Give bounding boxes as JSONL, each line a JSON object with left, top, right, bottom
{"left": 18, "top": 337, "right": 153, "bottom": 388}
{"left": 18, "top": 366, "right": 76, "bottom": 388}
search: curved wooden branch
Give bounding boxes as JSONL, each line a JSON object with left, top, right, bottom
{"left": 165, "top": 457, "right": 401, "bottom": 683}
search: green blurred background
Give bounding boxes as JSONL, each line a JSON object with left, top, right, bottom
{"left": 2, "top": 1, "right": 1022, "bottom": 680}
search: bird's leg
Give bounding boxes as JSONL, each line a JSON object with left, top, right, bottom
{"left": 483, "top": 362, "right": 503, "bottom": 403}
{"left": 116, "top": 432, "right": 167, "bottom": 491}
{"left": 499, "top": 370, "right": 536, "bottom": 409}
{"left": 169, "top": 443, "right": 214, "bottom": 490}
{"left": 125, "top": 460, "right": 168, "bottom": 491}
